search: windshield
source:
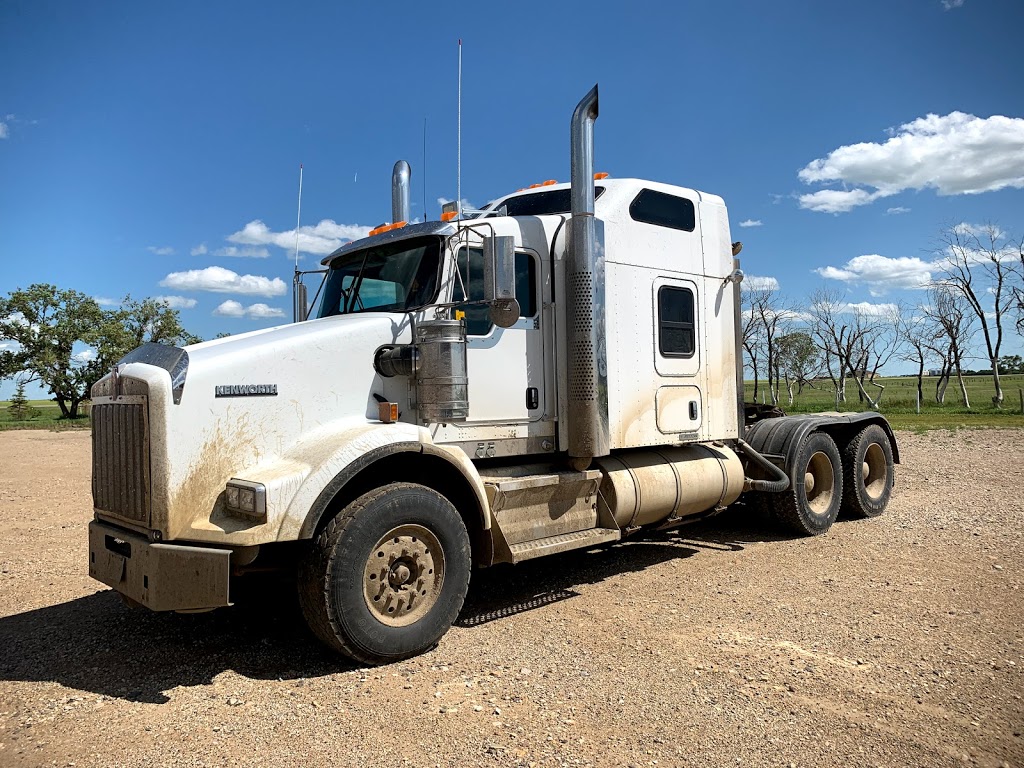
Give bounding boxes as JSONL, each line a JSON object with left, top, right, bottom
{"left": 317, "top": 236, "right": 443, "bottom": 318}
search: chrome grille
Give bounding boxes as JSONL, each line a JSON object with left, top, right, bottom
{"left": 92, "top": 399, "right": 151, "bottom": 525}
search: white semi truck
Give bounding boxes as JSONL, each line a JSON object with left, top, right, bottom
{"left": 88, "top": 86, "right": 898, "bottom": 664}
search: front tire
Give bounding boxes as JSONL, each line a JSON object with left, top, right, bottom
{"left": 298, "top": 483, "right": 471, "bottom": 665}
{"left": 769, "top": 432, "right": 843, "bottom": 536}
{"left": 841, "top": 424, "right": 894, "bottom": 518}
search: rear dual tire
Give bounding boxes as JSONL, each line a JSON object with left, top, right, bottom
{"left": 841, "top": 424, "right": 894, "bottom": 519}
{"left": 769, "top": 432, "right": 843, "bottom": 536}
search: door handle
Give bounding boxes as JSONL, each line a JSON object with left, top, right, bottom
{"left": 526, "top": 387, "right": 539, "bottom": 410}
{"left": 689, "top": 401, "right": 698, "bottom": 420}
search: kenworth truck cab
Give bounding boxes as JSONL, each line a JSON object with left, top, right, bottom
{"left": 88, "top": 86, "right": 898, "bottom": 664}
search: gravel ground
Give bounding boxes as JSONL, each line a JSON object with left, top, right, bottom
{"left": 0, "top": 428, "right": 1021, "bottom": 768}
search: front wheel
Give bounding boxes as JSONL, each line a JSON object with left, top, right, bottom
{"left": 769, "top": 432, "right": 843, "bottom": 536}
{"left": 298, "top": 483, "right": 471, "bottom": 665}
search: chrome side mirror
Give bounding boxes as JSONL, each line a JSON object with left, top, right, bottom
{"left": 482, "top": 235, "right": 520, "bottom": 328}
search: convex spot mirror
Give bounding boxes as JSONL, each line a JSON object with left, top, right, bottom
{"left": 482, "top": 235, "right": 519, "bottom": 329}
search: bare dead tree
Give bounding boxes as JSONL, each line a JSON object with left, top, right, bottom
{"left": 899, "top": 311, "right": 941, "bottom": 409}
{"left": 740, "top": 287, "right": 763, "bottom": 403}
{"left": 922, "top": 285, "right": 975, "bottom": 409}
{"left": 808, "top": 288, "right": 894, "bottom": 410}
{"left": 742, "top": 281, "right": 793, "bottom": 405}
{"left": 854, "top": 302, "right": 904, "bottom": 405}
{"left": 1015, "top": 237, "right": 1024, "bottom": 335}
{"left": 933, "top": 223, "right": 1018, "bottom": 407}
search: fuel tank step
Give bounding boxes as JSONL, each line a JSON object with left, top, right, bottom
{"left": 507, "top": 528, "right": 620, "bottom": 564}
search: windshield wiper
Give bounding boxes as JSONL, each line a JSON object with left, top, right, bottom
{"left": 343, "top": 249, "right": 373, "bottom": 313}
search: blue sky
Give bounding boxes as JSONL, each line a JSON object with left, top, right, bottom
{"left": 2, "top": 0, "right": 1023, "bottom": 397}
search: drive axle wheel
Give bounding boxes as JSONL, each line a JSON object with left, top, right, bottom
{"left": 769, "top": 432, "right": 843, "bottom": 536}
{"left": 298, "top": 483, "right": 471, "bottom": 665}
{"left": 841, "top": 424, "right": 894, "bottom": 518}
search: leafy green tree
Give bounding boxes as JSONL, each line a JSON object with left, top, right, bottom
{"left": 6, "top": 379, "right": 40, "bottom": 421}
{"left": 776, "top": 331, "right": 821, "bottom": 403}
{"left": 90, "top": 296, "right": 202, "bottom": 374}
{"left": 0, "top": 284, "right": 105, "bottom": 418}
{"left": 999, "top": 354, "right": 1024, "bottom": 374}
{"left": 0, "top": 286, "right": 200, "bottom": 418}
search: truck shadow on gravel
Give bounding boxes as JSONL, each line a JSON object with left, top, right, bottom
{"left": 0, "top": 505, "right": 797, "bottom": 704}
{"left": 456, "top": 502, "right": 791, "bottom": 627}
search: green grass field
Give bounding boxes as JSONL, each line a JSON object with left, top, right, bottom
{"left": 746, "top": 373, "right": 1024, "bottom": 430}
{"left": 0, "top": 399, "right": 90, "bottom": 430}
{"left": 3, "top": 374, "right": 1023, "bottom": 431}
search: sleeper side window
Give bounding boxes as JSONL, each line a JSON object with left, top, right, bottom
{"left": 658, "top": 286, "right": 696, "bottom": 358}
{"left": 455, "top": 248, "right": 538, "bottom": 336}
{"left": 629, "top": 189, "right": 696, "bottom": 232}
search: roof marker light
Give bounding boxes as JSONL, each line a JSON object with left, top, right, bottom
{"left": 594, "top": 172, "right": 609, "bottom": 180}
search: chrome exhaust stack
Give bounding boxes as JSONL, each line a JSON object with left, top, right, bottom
{"left": 566, "top": 84, "right": 609, "bottom": 465}
{"left": 392, "top": 160, "right": 411, "bottom": 223}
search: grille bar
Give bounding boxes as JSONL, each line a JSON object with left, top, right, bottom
{"left": 92, "top": 400, "right": 151, "bottom": 525}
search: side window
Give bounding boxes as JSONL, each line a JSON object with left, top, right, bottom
{"left": 455, "top": 248, "right": 537, "bottom": 336}
{"left": 658, "top": 286, "right": 696, "bottom": 357}
{"left": 629, "top": 188, "right": 696, "bottom": 232}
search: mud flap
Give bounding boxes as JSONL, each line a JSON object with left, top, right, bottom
{"left": 88, "top": 520, "right": 231, "bottom": 611}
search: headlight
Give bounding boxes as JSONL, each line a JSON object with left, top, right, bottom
{"left": 224, "top": 478, "right": 266, "bottom": 522}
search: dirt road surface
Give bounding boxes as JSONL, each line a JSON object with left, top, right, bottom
{"left": 0, "top": 428, "right": 1021, "bottom": 767}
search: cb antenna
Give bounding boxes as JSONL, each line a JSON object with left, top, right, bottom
{"left": 293, "top": 163, "right": 304, "bottom": 272}
{"left": 457, "top": 38, "right": 462, "bottom": 219}
{"left": 423, "top": 117, "right": 427, "bottom": 222}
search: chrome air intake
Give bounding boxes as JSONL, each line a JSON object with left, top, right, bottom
{"left": 566, "top": 84, "right": 609, "bottom": 462}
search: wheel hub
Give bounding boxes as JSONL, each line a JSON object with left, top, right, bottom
{"left": 804, "top": 451, "right": 835, "bottom": 514}
{"left": 363, "top": 524, "right": 445, "bottom": 628}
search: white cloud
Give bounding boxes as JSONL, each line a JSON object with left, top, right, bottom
{"left": 798, "top": 112, "right": 1024, "bottom": 212}
{"left": 153, "top": 295, "right": 197, "bottom": 310}
{"left": 942, "top": 0, "right": 964, "bottom": 8}
{"left": 160, "top": 266, "right": 287, "bottom": 297}
{"left": 247, "top": 303, "right": 285, "bottom": 318}
{"left": 739, "top": 219, "right": 763, "bottom": 228}
{"left": 228, "top": 219, "right": 371, "bottom": 256}
{"left": 438, "top": 196, "right": 475, "bottom": 212}
{"left": 93, "top": 296, "right": 119, "bottom": 307}
{"left": 213, "top": 300, "right": 245, "bottom": 317}
{"left": 213, "top": 300, "right": 285, "bottom": 319}
{"left": 951, "top": 221, "right": 1006, "bottom": 240}
{"left": 798, "top": 188, "right": 886, "bottom": 214}
{"left": 815, "top": 254, "right": 932, "bottom": 293}
{"left": 214, "top": 245, "right": 270, "bottom": 258}
{"left": 842, "top": 301, "right": 899, "bottom": 317}
{"left": 743, "top": 275, "right": 780, "bottom": 291}
{"left": 147, "top": 245, "right": 175, "bottom": 256}
{"left": 191, "top": 243, "right": 208, "bottom": 256}
{"left": 0, "top": 122, "right": 8, "bottom": 139}
{"left": 73, "top": 347, "right": 97, "bottom": 363}
{"left": 0, "top": 339, "right": 20, "bottom": 353}
{"left": 885, "top": 206, "right": 911, "bottom": 215}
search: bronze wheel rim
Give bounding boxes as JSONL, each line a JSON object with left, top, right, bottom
{"left": 363, "top": 524, "right": 444, "bottom": 627}
{"left": 863, "top": 443, "right": 887, "bottom": 500}
{"left": 805, "top": 451, "right": 835, "bottom": 515}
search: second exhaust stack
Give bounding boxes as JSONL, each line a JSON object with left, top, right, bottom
{"left": 392, "top": 160, "right": 411, "bottom": 223}
{"left": 566, "top": 84, "right": 610, "bottom": 464}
